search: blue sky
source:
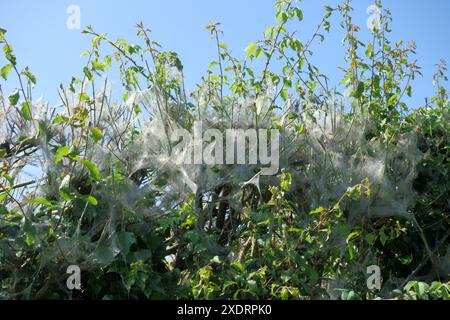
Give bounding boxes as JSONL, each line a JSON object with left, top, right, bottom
{"left": 1, "top": 0, "right": 449, "bottom": 107}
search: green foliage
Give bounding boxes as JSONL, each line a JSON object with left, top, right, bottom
{"left": 0, "top": 0, "right": 448, "bottom": 300}
{"left": 401, "top": 281, "right": 450, "bottom": 300}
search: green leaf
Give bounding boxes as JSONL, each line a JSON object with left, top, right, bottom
{"left": 22, "top": 69, "right": 36, "bottom": 85}
{"left": 80, "top": 159, "right": 101, "bottom": 181}
{"left": 255, "top": 47, "right": 263, "bottom": 59}
{"left": 55, "top": 145, "right": 70, "bottom": 164}
{"left": 208, "top": 61, "right": 219, "bottom": 69}
{"left": 91, "top": 60, "right": 106, "bottom": 72}
{"left": 417, "top": 282, "right": 430, "bottom": 298}
{"left": 89, "top": 127, "right": 103, "bottom": 143}
{"left": 379, "top": 227, "right": 388, "bottom": 246}
{"left": 346, "top": 231, "right": 359, "bottom": 244}
{"left": 264, "top": 26, "right": 274, "bottom": 38}
{"left": 309, "top": 206, "right": 325, "bottom": 215}
{"left": 388, "top": 93, "right": 399, "bottom": 106}
{"left": 0, "top": 28, "right": 6, "bottom": 42}
{"left": 59, "top": 189, "right": 72, "bottom": 201}
{"left": 280, "top": 88, "right": 287, "bottom": 101}
{"left": 59, "top": 175, "right": 72, "bottom": 200}
{"left": 406, "top": 85, "right": 412, "bottom": 97}
{"left": 37, "top": 120, "right": 46, "bottom": 137}
{"left": 117, "top": 231, "right": 136, "bottom": 256}
{"left": 365, "top": 233, "right": 376, "bottom": 245}
{"left": 83, "top": 66, "right": 93, "bottom": 81}
{"left": 60, "top": 175, "right": 71, "bottom": 190}
{"left": 21, "top": 101, "right": 32, "bottom": 120}
{"left": 245, "top": 42, "right": 257, "bottom": 58}
{"left": 80, "top": 195, "right": 98, "bottom": 206}
{"left": 1, "top": 64, "right": 12, "bottom": 80}
{"left": 294, "top": 8, "right": 303, "bottom": 21}
{"left": 25, "top": 233, "right": 34, "bottom": 246}
{"left": 8, "top": 90, "right": 19, "bottom": 106}
{"left": 0, "top": 192, "right": 8, "bottom": 202}
{"left": 68, "top": 145, "right": 79, "bottom": 160}
{"left": 276, "top": 11, "right": 288, "bottom": 23}
{"left": 352, "top": 81, "right": 365, "bottom": 99}
{"left": 341, "top": 290, "right": 358, "bottom": 300}
{"left": 78, "top": 92, "right": 90, "bottom": 102}
{"left": 3, "top": 44, "right": 16, "bottom": 65}
{"left": 0, "top": 204, "right": 8, "bottom": 215}
{"left": 232, "top": 261, "right": 245, "bottom": 272}
{"left": 69, "top": 77, "right": 81, "bottom": 93}
{"left": 88, "top": 196, "right": 98, "bottom": 205}
{"left": 305, "top": 234, "right": 313, "bottom": 244}
{"left": 95, "top": 243, "right": 119, "bottom": 267}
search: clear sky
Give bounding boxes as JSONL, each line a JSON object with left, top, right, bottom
{"left": 1, "top": 0, "right": 449, "bottom": 107}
